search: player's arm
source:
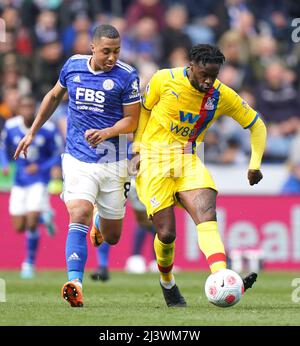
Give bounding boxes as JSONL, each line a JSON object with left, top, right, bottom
{"left": 132, "top": 105, "right": 151, "bottom": 154}
{"left": 14, "top": 82, "right": 66, "bottom": 159}
{"left": 132, "top": 71, "right": 163, "bottom": 154}
{"left": 224, "top": 89, "right": 267, "bottom": 185}
{"left": 247, "top": 116, "right": 267, "bottom": 185}
{"left": 85, "top": 101, "right": 141, "bottom": 147}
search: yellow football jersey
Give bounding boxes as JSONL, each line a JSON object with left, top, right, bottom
{"left": 140, "top": 67, "right": 258, "bottom": 151}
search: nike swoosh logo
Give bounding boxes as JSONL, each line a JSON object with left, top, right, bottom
{"left": 221, "top": 279, "right": 225, "bottom": 287}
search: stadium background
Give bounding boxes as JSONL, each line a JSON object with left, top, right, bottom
{"left": 1, "top": 0, "right": 300, "bottom": 271}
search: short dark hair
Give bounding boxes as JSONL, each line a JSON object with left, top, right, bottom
{"left": 190, "top": 44, "right": 225, "bottom": 66}
{"left": 92, "top": 24, "right": 120, "bottom": 41}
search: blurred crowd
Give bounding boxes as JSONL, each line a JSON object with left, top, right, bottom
{"left": 1, "top": 0, "right": 300, "bottom": 178}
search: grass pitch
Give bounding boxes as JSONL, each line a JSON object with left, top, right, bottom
{"left": 0, "top": 270, "right": 299, "bottom": 326}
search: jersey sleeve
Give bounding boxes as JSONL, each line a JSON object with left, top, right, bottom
{"left": 122, "top": 70, "right": 141, "bottom": 105}
{"left": 223, "top": 85, "right": 259, "bottom": 129}
{"left": 58, "top": 58, "right": 71, "bottom": 88}
{"left": 142, "top": 70, "right": 164, "bottom": 111}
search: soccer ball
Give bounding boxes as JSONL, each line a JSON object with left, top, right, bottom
{"left": 124, "top": 255, "right": 146, "bottom": 274}
{"left": 204, "top": 269, "right": 244, "bottom": 307}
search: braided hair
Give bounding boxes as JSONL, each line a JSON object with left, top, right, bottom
{"left": 190, "top": 44, "right": 225, "bottom": 66}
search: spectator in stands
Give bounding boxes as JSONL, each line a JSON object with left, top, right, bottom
{"left": 34, "top": 10, "right": 60, "bottom": 47}
{"left": 220, "top": 136, "right": 248, "bottom": 165}
{"left": 281, "top": 161, "right": 300, "bottom": 194}
{"left": 160, "top": 4, "right": 192, "bottom": 66}
{"left": 33, "top": 41, "right": 64, "bottom": 99}
{"left": 0, "top": 87, "right": 20, "bottom": 120}
{"left": 122, "top": 16, "right": 161, "bottom": 65}
{"left": 281, "top": 123, "right": 300, "bottom": 194}
{"left": 61, "top": 12, "right": 92, "bottom": 56}
{"left": 256, "top": 61, "right": 300, "bottom": 162}
{"left": 125, "top": 0, "right": 165, "bottom": 31}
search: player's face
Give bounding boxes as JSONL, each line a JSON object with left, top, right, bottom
{"left": 188, "top": 62, "right": 220, "bottom": 92}
{"left": 91, "top": 37, "right": 121, "bottom": 72}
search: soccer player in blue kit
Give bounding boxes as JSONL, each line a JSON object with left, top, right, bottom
{"left": 0, "top": 94, "right": 62, "bottom": 278}
{"left": 14, "top": 25, "right": 141, "bottom": 307}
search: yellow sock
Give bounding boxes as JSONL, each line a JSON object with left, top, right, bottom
{"left": 154, "top": 234, "right": 175, "bottom": 283}
{"left": 197, "top": 221, "right": 226, "bottom": 273}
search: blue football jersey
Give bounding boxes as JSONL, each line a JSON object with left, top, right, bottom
{"left": 1, "top": 116, "right": 62, "bottom": 187}
{"left": 59, "top": 55, "right": 141, "bottom": 163}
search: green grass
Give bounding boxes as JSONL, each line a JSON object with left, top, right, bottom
{"left": 0, "top": 271, "right": 299, "bottom": 326}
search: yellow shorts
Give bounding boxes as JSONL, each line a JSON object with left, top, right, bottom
{"left": 135, "top": 151, "right": 217, "bottom": 217}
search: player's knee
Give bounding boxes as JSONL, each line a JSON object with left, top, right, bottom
{"left": 12, "top": 220, "right": 26, "bottom": 232}
{"left": 14, "top": 225, "right": 25, "bottom": 233}
{"left": 26, "top": 219, "right": 39, "bottom": 230}
{"left": 105, "top": 234, "right": 120, "bottom": 245}
{"left": 199, "top": 205, "right": 217, "bottom": 222}
{"left": 157, "top": 228, "right": 176, "bottom": 244}
{"left": 68, "top": 204, "right": 92, "bottom": 225}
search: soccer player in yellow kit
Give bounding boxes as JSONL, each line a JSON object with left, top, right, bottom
{"left": 132, "top": 44, "right": 267, "bottom": 307}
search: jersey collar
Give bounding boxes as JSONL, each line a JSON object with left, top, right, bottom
{"left": 87, "top": 57, "right": 105, "bottom": 75}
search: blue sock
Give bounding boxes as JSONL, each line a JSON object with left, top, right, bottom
{"left": 97, "top": 242, "right": 110, "bottom": 268}
{"left": 25, "top": 230, "right": 40, "bottom": 265}
{"left": 133, "top": 226, "right": 148, "bottom": 255}
{"left": 66, "top": 223, "right": 89, "bottom": 283}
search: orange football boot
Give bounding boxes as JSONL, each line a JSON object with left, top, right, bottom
{"left": 61, "top": 279, "right": 84, "bottom": 307}
{"left": 90, "top": 207, "right": 103, "bottom": 247}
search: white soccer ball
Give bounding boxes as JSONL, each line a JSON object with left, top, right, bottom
{"left": 124, "top": 255, "right": 146, "bottom": 274}
{"left": 205, "top": 269, "right": 244, "bottom": 307}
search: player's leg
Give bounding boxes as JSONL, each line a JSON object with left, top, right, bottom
{"left": 125, "top": 179, "right": 156, "bottom": 273}
{"left": 11, "top": 215, "right": 26, "bottom": 233}
{"left": 21, "top": 211, "right": 40, "bottom": 278}
{"left": 21, "top": 183, "right": 53, "bottom": 278}
{"left": 9, "top": 186, "right": 26, "bottom": 233}
{"left": 39, "top": 190, "right": 56, "bottom": 237}
{"left": 130, "top": 180, "right": 154, "bottom": 256}
{"left": 9, "top": 185, "right": 37, "bottom": 278}
{"left": 177, "top": 188, "right": 227, "bottom": 273}
{"left": 62, "top": 199, "right": 93, "bottom": 307}
{"left": 178, "top": 188, "right": 257, "bottom": 291}
{"left": 90, "top": 206, "right": 111, "bottom": 281}
{"left": 90, "top": 241, "right": 110, "bottom": 281}
{"left": 90, "top": 159, "right": 129, "bottom": 246}
{"left": 152, "top": 207, "right": 186, "bottom": 307}
{"left": 176, "top": 154, "right": 227, "bottom": 274}
{"left": 134, "top": 209, "right": 156, "bottom": 264}
{"left": 65, "top": 199, "right": 93, "bottom": 281}
{"left": 61, "top": 154, "right": 99, "bottom": 307}
{"left": 135, "top": 159, "right": 186, "bottom": 307}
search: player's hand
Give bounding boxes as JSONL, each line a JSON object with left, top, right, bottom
{"left": 128, "top": 153, "right": 140, "bottom": 176}
{"left": 25, "top": 163, "right": 39, "bottom": 174}
{"left": 248, "top": 169, "right": 263, "bottom": 186}
{"left": 85, "top": 128, "right": 112, "bottom": 147}
{"left": 14, "top": 133, "right": 34, "bottom": 160}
